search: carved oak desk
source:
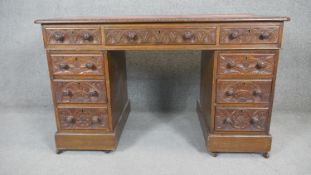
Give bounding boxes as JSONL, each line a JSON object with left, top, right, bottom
{"left": 35, "top": 15, "right": 289, "bottom": 157}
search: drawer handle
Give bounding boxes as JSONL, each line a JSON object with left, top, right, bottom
{"left": 88, "top": 91, "right": 99, "bottom": 97}
{"left": 229, "top": 31, "right": 239, "bottom": 40}
{"left": 223, "top": 117, "right": 233, "bottom": 124}
{"left": 250, "top": 117, "right": 259, "bottom": 125}
{"left": 127, "top": 32, "right": 137, "bottom": 41}
{"left": 53, "top": 32, "right": 65, "bottom": 42}
{"left": 225, "top": 90, "right": 235, "bottom": 96}
{"left": 259, "top": 32, "right": 270, "bottom": 40}
{"left": 85, "top": 63, "right": 96, "bottom": 70}
{"left": 183, "top": 32, "right": 194, "bottom": 40}
{"left": 65, "top": 116, "right": 75, "bottom": 123}
{"left": 253, "top": 90, "right": 262, "bottom": 97}
{"left": 82, "top": 32, "right": 93, "bottom": 41}
{"left": 226, "top": 62, "right": 236, "bottom": 69}
{"left": 92, "top": 116, "right": 100, "bottom": 124}
{"left": 59, "top": 63, "right": 69, "bottom": 70}
{"left": 255, "top": 62, "right": 265, "bottom": 69}
{"left": 62, "top": 90, "right": 73, "bottom": 97}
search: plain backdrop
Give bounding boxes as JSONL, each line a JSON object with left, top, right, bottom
{"left": 0, "top": 0, "right": 310, "bottom": 113}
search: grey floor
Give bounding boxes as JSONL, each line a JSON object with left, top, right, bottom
{"left": 0, "top": 107, "right": 310, "bottom": 175}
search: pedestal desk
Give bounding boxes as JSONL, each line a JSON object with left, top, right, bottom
{"left": 35, "top": 15, "right": 290, "bottom": 157}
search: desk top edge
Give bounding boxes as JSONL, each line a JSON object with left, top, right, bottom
{"left": 34, "top": 15, "right": 290, "bottom": 24}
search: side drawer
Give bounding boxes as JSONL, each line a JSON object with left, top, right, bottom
{"left": 215, "top": 107, "right": 269, "bottom": 132}
{"left": 53, "top": 80, "right": 108, "bottom": 104}
{"left": 44, "top": 26, "right": 102, "bottom": 45}
{"left": 216, "top": 79, "right": 272, "bottom": 104}
{"left": 57, "top": 107, "right": 109, "bottom": 130}
{"left": 50, "top": 53, "right": 105, "bottom": 76}
{"left": 220, "top": 25, "right": 280, "bottom": 44}
{"left": 217, "top": 51, "right": 276, "bottom": 76}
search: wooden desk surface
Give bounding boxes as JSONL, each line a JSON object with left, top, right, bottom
{"left": 35, "top": 14, "right": 290, "bottom": 24}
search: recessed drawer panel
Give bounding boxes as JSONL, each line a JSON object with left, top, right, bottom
{"left": 216, "top": 79, "right": 272, "bottom": 103}
{"left": 45, "top": 27, "right": 101, "bottom": 45}
{"left": 54, "top": 80, "right": 107, "bottom": 104}
{"left": 57, "top": 107, "right": 109, "bottom": 130}
{"left": 220, "top": 25, "right": 279, "bottom": 44}
{"left": 50, "top": 53, "right": 104, "bottom": 76}
{"left": 217, "top": 52, "right": 276, "bottom": 75}
{"left": 215, "top": 107, "right": 269, "bottom": 132}
{"left": 105, "top": 27, "right": 216, "bottom": 45}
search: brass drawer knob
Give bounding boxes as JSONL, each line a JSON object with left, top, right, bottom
{"left": 82, "top": 32, "right": 93, "bottom": 41}
{"left": 62, "top": 90, "right": 73, "bottom": 97}
{"left": 85, "top": 63, "right": 96, "bottom": 70}
{"left": 229, "top": 31, "right": 239, "bottom": 40}
{"left": 88, "top": 91, "right": 99, "bottom": 97}
{"left": 183, "top": 32, "right": 194, "bottom": 40}
{"left": 59, "top": 63, "right": 69, "bottom": 70}
{"left": 53, "top": 32, "right": 65, "bottom": 42}
{"left": 65, "top": 116, "right": 74, "bottom": 123}
{"left": 259, "top": 32, "right": 270, "bottom": 40}
{"left": 127, "top": 32, "right": 137, "bottom": 41}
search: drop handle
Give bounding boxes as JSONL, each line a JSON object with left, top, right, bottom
{"left": 59, "top": 63, "right": 69, "bottom": 70}
{"left": 259, "top": 32, "right": 270, "bottom": 40}
{"left": 62, "top": 90, "right": 73, "bottom": 97}
{"left": 127, "top": 32, "right": 137, "bottom": 41}
{"left": 88, "top": 91, "right": 99, "bottom": 97}
{"left": 253, "top": 90, "right": 262, "bottom": 97}
{"left": 85, "top": 63, "right": 96, "bottom": 70}
{"left": 229, "top": 31, "right": 239, "bottom": 40}
{"left": 91, "top": 116, "right": 100, "bottom": 124}
{"left": 82, "top": 32, "right": 93, "bottom": 41}
{"left": 183, "top": 32, "right": 194, "bottom": 40}
{"left": 65, "top": 116, "right": 75, "bottom": 123}
{"left": 53, "top": 32, "right": 65, "bottom": 42}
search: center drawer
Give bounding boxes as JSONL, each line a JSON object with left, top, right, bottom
{"left": 104, "top": 26, "right": 216, "bottom": 45}
{"left": 216, "top": 79, "right": 272, "bottom": 104}
{"left": 53, "top": 80, "right": 108, "bottom": 104}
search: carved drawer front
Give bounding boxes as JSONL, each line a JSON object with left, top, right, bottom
{"left": 45, "top": 27, "right": 101, "bottom": 45}
{"left": 105, "top": 27, "right": 216, "bottom": 45}
{"left": 215, "top": 107, "right": 269, "bottom": 132}
{"left": 54, "top": 80, "right": 107, "bottom": 104}
{"left": 220, "top": 25, "right": 279, "bottom": 44}
{"left": 58, "top": 107, "right": 109, "bottom": 130}
{"left": 217, "top": 52, "right": 276, "bottom": 75}
{"left": 216, "top": 79, "right": 272, "bottom": 103}
{"left": 50, "top": 54, "right": 104, "bottom": 76}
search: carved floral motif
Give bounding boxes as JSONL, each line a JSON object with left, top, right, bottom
{"left": 59, "top": 108, "right": 108, "bottom": 130}
{"left": 55, "top": 81, "right": 107, "bottom": 103}
{"left": 215, "top": 107, "right": 269, "bottom": 131}
{"left": 105, "top": 28, "right": 216, "bottom": 45}
{"left": 218, "top": 53, "right": 275, "bottom": 75}
{"left": 217, "top": 80, "right": 272, "bottom": 103}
